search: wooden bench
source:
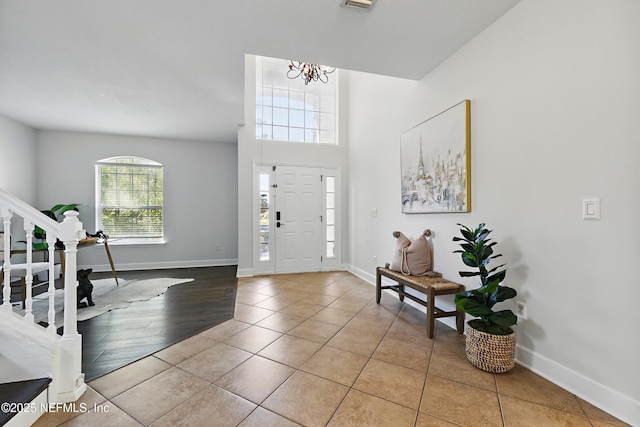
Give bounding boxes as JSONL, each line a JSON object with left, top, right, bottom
{"left": 376, "top": 266, "right": 465, "bottom": 338}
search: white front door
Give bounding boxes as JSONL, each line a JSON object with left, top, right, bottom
{"left": 274, "top": 166, "right": 322, "bottom": 273}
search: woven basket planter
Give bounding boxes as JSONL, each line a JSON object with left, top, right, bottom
{"left": 465, "top": 321, "right": 516, "bottom": 373}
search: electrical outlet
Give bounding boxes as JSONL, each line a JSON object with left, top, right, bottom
{"left": 372, "top": 255, "right": 377, "bottom": 265}
{"left": 516, "top": 301, "right": 527, "bottom": 320}
{"left": 215, "top": 244, "right": 221, "bottom": 251}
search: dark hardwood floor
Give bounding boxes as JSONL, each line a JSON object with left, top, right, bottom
{"left": 68, "top": 266, "right": 237, "bottom": 381}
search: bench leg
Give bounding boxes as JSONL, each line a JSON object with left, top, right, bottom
{"left": 375, "top": 269, "right": 381, "bottom": 304}
{"left": 426, "top": 287, "right": 435, "bottom": 338}
{"left": 398, "top": 284, "right": 405, "bottom": 302}
{"left": 456, "top": 285, "right": 465, "bottom": 334}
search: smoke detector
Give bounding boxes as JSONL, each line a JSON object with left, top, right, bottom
{"left": 344, "top": 0, "right": 373, "bottom": 9}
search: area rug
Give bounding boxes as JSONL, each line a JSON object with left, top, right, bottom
{"left": 14, "top": 277, "right": 194, "bottom": 325}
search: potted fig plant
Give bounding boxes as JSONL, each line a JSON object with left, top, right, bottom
{"left": 453, "top": 223, "right": 518, "bottom": 373}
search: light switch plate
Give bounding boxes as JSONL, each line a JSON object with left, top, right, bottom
{"left": 371, "top": 209, "right": 377, "bottom": 218}
{"left": 582, "top": 199, "right": 600, "bottom": 220}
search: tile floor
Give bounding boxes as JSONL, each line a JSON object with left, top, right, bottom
{"left": 35, "top": 271, "right": 629, "bottom": 427}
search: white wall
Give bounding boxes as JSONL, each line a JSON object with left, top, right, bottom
{"left": 346, "top": 0, "right": 639, "bottom": 424}
{"left": 237, "top": 55, "right": 350, "bottom": 276}
{"left": 0, "top": 114, "right": 37, "bottom": 203}
{"left": 36, "top": 130, "right": 238, "bottom": 271}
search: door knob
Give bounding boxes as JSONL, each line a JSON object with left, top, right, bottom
{"left": 277, "top": 222, "right": 284, "bottom": 228}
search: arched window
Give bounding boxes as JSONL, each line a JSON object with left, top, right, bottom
{"left": 95, "top": 156, "right": 164, "bottom": 243}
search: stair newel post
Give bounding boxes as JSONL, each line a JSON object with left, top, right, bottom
{"left": 56, "top": 210, "right": 87, "bottom": 402}
{"left": 23, "top": 220, "right": 36, "bottom": 323}
{"left": 1, "top": 208, "right": 12, "bottom": 311}
{"left": 60, "top": 211, "right": 81, "bottom": 338}
{"left": 46, "top": 232, "right": 57, "bottom": 334}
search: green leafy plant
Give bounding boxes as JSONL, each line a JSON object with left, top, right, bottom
{"left": 34, "top": 203, "right": 83, "bottom": 245}
{"left": 453, "top": 223, "right": 517, "bottom": 335}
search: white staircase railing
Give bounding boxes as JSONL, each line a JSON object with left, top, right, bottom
{"left": 0, "top": 188, "right": 87, "bottom": 403}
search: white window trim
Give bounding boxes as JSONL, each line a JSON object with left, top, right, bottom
{"left": 95, "top": 156, "right": 165, "bottom": 245}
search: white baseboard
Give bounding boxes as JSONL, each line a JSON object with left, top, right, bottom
{"left": 79, "top": 258, "right": 238, "bottom": 273}
{"left": 236, "top": 268, "right": 254, "bottom": 277}
{"left": 345, "top": 263, "right": 375, "bottom": 283}
{"left": 515, "top": 345, "right": 638, "bottom": 426}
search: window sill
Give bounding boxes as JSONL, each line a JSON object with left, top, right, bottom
{"left": 105, "top": 239, "right": 166, "bottom": 247}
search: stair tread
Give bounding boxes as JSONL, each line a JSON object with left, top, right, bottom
{"left": 0, "top": 377, "right": 51, "bottom": 425}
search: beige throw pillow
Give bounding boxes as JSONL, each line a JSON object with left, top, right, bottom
{"left": 389, "top": 231, "right": 411, "bottom": 272}
{"left": 389, "top": 229, "right": 436, "bottom": 276}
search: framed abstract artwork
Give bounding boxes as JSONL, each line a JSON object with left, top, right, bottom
{"left": 400, "top": 99, "right": 471, "bottom": 214}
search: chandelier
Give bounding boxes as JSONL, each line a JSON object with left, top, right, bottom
{"left": 287, "top": 61, "right": 336, "bottom": 85}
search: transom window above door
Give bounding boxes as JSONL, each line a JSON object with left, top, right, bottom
{"left": 256, "top": 55, "right": 338, "bottom": 145}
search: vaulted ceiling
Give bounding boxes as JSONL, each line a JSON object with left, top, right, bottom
{"left": 0, "top": 0, "right": 521, "bottom": 143}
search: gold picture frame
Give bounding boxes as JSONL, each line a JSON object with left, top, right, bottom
{"left": 400, "top": 99, "right": 471, "bottom": 213}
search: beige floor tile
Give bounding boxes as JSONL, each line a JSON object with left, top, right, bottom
{"left": 237, "top": 276, "right": 278, "bottom": 287}
{"left": 301, "top": 346, "right": 369, "bottom": 387}
{"left": 256, "top": 312, "right": 306, "bottom": 333}
{"left": 294, "top": 283, "right": 327, "bottom": 294}
{"left": 254, "top": 296, "right": 295, "bottom": 311}
{"left": 346, "top": 314, "right": 395, "bottom": 333}
{"left": 59, "top": 402, "right": 142, "bottom": 427}
{"left": 34, "top": 386, "right": 107, "bottom": 427}
{"left": 238, "top": 407, "right": 302, "bottom": 427}
{"left": 428, "top": 344, "right": 496, "bottom": 391}
{"left": 415, "top": 412, "right": 459, "bottom": 426}
{"left": 278, "top": 302, "right": 325, "bottom": 319}
{"left": 385, "top": 316, "right": 434, "bottom": 345}
{"left": 234, "top": 304, "right": 277, "bottom": 324}
{"left": 198, "top": 318, "right": 251, "bottom": 341}
{"left": 433, "top": 323, "right": 466, "bottom": 354}
{"left": 358, "top": 302, "right": 403, "bottom": 320}
{"left": 420, "top": 375, "right": 502, "bottom": 427}
{"left": 316, "top": 285, "right": 351, "bottom": 297}
{"left": 501, "top": 394, "right": 592, "bottom": 427}
{"left": 214, "top": 355, "right": 295, "bottom": 404}
{"left": 328, "top": 389, "right": 417, "bottom": 427}
{"left": 150, "top": 384, "right": 256, "bottom": 427}
{"left": 89, "top": 355, "right": 171, "bottom": 399}
{"left": 153, "top": 334, "right": 217, "bottom": 364}
{"left": 273, "top": 290, "right": 312, "bottom": 302}
{"left": 366, "top": 294, "right": 405, "bottom": 310}
{"left": 344, "top": 292, "right": 375, "bottom": 303}
{"left": 177, "top": 342, "right": 252, "bottom": 382}
{"left": 222, "top": 325, "right": 283, "bottom": 353}
{"left": 353, "top": 358, "right": 426, "bottom": 410}
{"left": 398, "top": 304, "right": 429, "bottom": 326}
{"left": 327, "top": 296, "right": 370, "bottom": 313}
{"left": 287, "top": 318, "right": 342, "bottom": 344}
{"left": 256, "top": 289, "right": 309, "bottom": 311}
{"left": 327, "top": 325, "right": 385, "bottom": 357}
{"left": 577, "top": 397, "right": 631, "bottom": 426}
{"left": 258, "top": 334, "right": 323, "bottom": 368}
{"left": 235, "top": 290, "right": 272, "bottom": 305}
{"left": 111, "top": 367, "right": 208, "bottom": 425}
{"left": 372, "top": 335, "right": 432, "bottom": 372}
{"left": 242, "top": 284, "right": 281, "bottom": 297}
{"left": 297, "top": 293, "right": 339, "bottom": 306}
{"left": 496, "top": 364, "right": 585, "bottom": 415}
{"left": 262, "top": 371, "right": 349, "bottom": 427}
{"left": 309, "top": 307, "right": 356, "bottom": 327}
